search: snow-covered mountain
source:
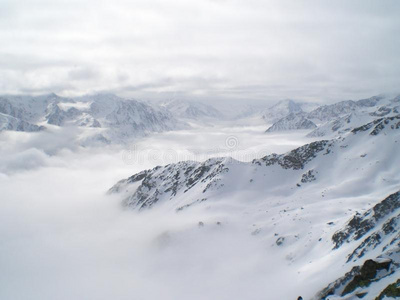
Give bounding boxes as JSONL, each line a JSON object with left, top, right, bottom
{"left": 0, "top": 93, "right": 185, "bottom": 144}
{"left": 110, "top": 115, "right": 400, "bottom": 299}
{"left": 306, "top": 112, "right": 373, "bottom": 138}
{"left": 0, "top": 93, "right": 59, "bottom": 123}
{"left": 307, "top": 100, "right": 359, "bottom": 122}
{"left": 265, "top": 112, "right": 317, "bottom": 132}
{"left": 307, "top": 96, "right": 400, "bottom": 138}
{"left": 0, "top": 112, "right": 45, "bottom": 132}
{"left": 264, "top": 95, "right": 399, "bottom": 135}
{"left": 160, "top": 99, "right": 223, "bottom": 121}
{"left": 261, "top": 99, "right": 305, "bottom": 123}
{"left": 261, "top": 99, "right": 321, "bottom": 131}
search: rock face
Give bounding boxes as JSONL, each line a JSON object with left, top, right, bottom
{"left": 265, "top": 112, "right": 317, "bottom": 132}
{"left": 316, "top": 258, "right": 396, "bottom": 299}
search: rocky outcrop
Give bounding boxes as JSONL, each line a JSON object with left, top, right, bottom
{"left": 351, "top": 115, "right": 400, "bottom": 136}
{"left": 108, "top": 158, "right": 230, "bottom": 209}
{"left": 254, "top": 140, "right": 333, "bottom": 170}
{"left": 316, "top": 258, "right": 395, "bottom": 299}
{"left": 315, "top": 191, "right": 400, "bottom": 299}
{"left": 332, "top": 191, "right": 400, "bottom": 249}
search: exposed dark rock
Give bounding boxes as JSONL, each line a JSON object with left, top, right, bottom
{"left": 342, "top": 259, "right": 391, "bottom": 296}
{"left": 351, "top": 115, "right": 400, "bottom": 135}
{"left": 315, "top": 258, "right": 394, "bottom": 299}
{"left": 375, "top": 279, "right": 400, "bottom": 300}
{"left": 255, "top": 140, "right": 333, "bottom": 170}
{"left": 109, "top": 158, "right": 229, "bottom": 209}
{"left": 316, "top": 265, "right": 361, "bottom": 299}
{"left": 301, "top": 169, "right": 317, "bottom": 183}
{"left": 276, "top": 237, "right": 285, "bottom": 246}
{"left": 332, "top": 191, "right": 400, "bottom": 249}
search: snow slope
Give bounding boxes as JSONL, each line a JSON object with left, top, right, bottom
{"left": 110, "top": 115, "right": 400, "bottom": 299}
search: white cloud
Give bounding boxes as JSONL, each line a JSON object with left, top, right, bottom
{"left": 0, "top": 0, "right": 399, "bottom": 101}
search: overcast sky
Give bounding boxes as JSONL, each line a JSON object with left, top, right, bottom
{"left": 0, "top": 0, "right": 399, "bottom": 102}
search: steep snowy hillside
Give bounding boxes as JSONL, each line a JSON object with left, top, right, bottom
{"left": 315, "top": 189, "right": 400, "bottom": 299}
{"left": 110, "top": 115, "right": 400, "bottom": 299}
{"left": 265, "top": 112, "right": 317, "bottom": 132}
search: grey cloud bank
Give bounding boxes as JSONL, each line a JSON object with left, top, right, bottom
{"left": 0, "top": 0, "right": 399, "bottom": 102}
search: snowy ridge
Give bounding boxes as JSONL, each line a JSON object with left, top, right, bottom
{"left": 109, "top": 158, "right": 231, "bottom": 210}
{"left": 111, "top": 115, "right": 400, "bottom": 211}
{"left": 109, "top": 137, "right": 338, "bottom": 210}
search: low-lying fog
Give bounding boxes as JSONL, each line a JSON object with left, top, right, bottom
{"left": 0, "top": 124, "right": 317, "bottom": 300}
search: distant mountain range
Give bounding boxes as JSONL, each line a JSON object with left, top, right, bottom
{"left": 0, "top": 93, "right": 185, "bottom": 144}
{"left": 1, "top": 92, "right": 400, "bottom": 145}
{"left": 264, "top": 95, "right": 400, "bottom": 137}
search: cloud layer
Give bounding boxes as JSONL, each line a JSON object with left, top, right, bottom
{"left": 0, "top": 124, "right": 320, "bottom": 299}
{"left": 0, "top": 0, "right": 399, "bottom": 101}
